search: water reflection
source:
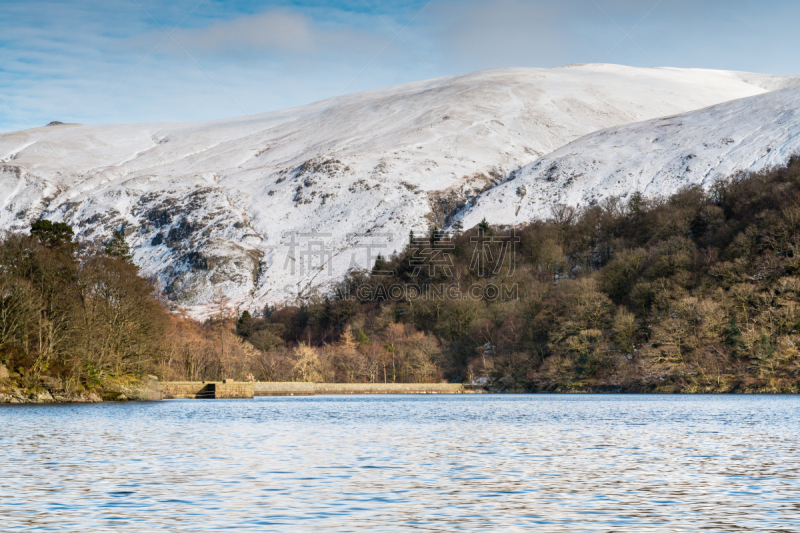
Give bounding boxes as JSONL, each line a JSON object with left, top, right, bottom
{"left": 1, "top": 395, "right": 799, "bottom": 531}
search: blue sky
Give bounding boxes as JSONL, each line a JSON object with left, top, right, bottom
{"left": 1, "top": 0, "right": 799, "bottom": 132}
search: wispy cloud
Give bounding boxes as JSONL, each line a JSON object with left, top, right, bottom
{"left": 132, "top": 8, "right": 386, "bottom": 57}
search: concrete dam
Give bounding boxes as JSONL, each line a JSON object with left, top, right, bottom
{"left": 156, "top": 381, "right": 468, "bottom": 399}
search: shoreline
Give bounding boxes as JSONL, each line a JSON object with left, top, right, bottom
{"left": 3, "top": 386, "right": 798, "bottom": 404}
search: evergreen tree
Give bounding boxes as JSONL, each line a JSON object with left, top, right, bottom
{"left": 105, "top": 230, "right": 133, "bottom": 263}
{"left": 627, "top": 191, "right": 645, "bottom": 221}
{"left": 356, "top": 329, "right": 370, "bottom": 346}
{"left": 373, "top": 253, "right": 386, "bottom": 273}
{"left": 31, "top": 219, "right": 74, "bottom": 249}
{"left": 237, "top": 310, "right": 253, "bottom": 337}
{"left": 478, "top": 217, "right": 492, "bottom": 236}
{"left": 724, "top": 319, "right": 743, "bottom": 357}
{"left": 429, "top": 225, "right": 441, "bottom": 245}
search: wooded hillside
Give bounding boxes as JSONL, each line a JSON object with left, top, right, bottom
{"left": 4, "top": 157, "right": 800, "bottom": 399}
{"left": 246, "top": 157, "right": 800, "bottom": 392}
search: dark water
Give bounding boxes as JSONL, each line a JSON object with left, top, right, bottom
{"left": 1, "top": 395, "right": 799, "bottom": 531}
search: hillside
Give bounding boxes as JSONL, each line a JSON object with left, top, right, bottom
{"left": 0, "top": 64, "right": 797, "bottom": 314}
{"left": 458, "top": 86, "right": 800, "bottom": 228}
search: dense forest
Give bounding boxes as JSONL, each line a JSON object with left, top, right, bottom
{"left": 3, "top": 158, "right": 800, "bottom": 400}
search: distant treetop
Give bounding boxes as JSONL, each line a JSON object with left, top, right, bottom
{"left": 30, "top": 219, "right": 74, "bottom": 249}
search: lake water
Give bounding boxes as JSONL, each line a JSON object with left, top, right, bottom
{"left": 1, "top": 395, "right": 799, "bottom": 531}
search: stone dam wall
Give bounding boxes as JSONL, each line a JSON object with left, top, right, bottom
{"left": 156, "top": 381, "right": 466, "bottom": 399}
{"left": 253, "top": 382, "right": 466, "bottom": 395}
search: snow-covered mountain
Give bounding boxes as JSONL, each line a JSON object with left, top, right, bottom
{"left": 457, "top": 86, "right": 800, "bottom": 229}
{"left": 0, "top": 64, "right": 797, "bottom": 315}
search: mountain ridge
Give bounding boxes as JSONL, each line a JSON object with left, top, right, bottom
{"left": 1, "top": 64, "right": 797, "bottom": 316}
{"left": 457, "top": 85, "right": 800, "bottom": 229}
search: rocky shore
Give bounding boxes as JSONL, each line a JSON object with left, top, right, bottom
{"left": 0, "top": 364, "right": 160, "bottom": 404}
{"left": 0, "top": 388, "right": 105, "bottom": 404}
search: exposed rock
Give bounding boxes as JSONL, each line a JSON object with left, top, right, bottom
{"left": 33, "top": 389, "right": 54, "bottom": 403}
{"left": 0, "top": 373, "right": 162, "bottom": 403}
{"left": 427, "top": 172, "right": 505, "bottom": 228}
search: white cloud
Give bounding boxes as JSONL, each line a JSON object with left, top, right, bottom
{"left": 167, "top": 10, "right": 322, "bottom": 55}
{"left": 128, "top": 7, "right": 394, "bottom": 61}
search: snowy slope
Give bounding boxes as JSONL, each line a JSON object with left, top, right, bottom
{"left": 0, "top": 64, "right": 796, "bottom": 315}
{"left": 458, "top": 86, "right": 800, "bottom": 229}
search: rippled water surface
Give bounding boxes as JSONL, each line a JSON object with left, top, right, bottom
{"left": 2, "top": 395, "right": 800, "bottom": 531}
